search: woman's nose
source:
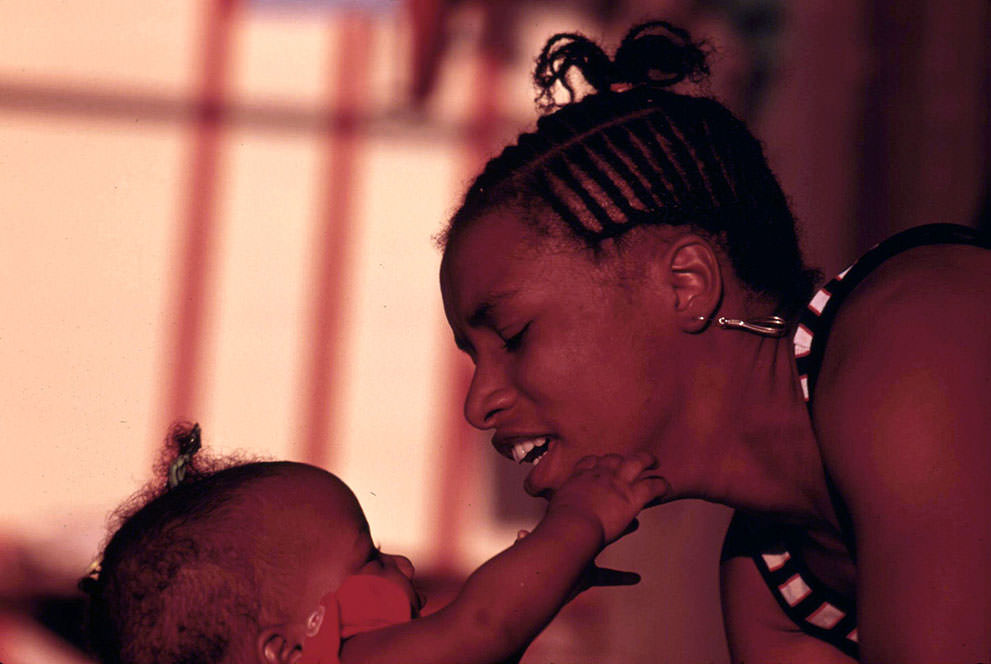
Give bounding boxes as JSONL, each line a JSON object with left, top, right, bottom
{"left": 463, "top": 363, "right": 516, "bottom": 429}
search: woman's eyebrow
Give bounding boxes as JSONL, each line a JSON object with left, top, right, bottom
{"left": 467, "top": 290, "right": 519, "bottom": 328}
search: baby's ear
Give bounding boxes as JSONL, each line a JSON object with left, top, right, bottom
{"left": 257, "top": 626, "right": 305, "bottom": 664}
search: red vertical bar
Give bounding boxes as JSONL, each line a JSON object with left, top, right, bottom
{"left": 430, "top": 10, "right": 505, "bottom": 573}
{"left": 407, "top": 0, "right": 444, "bottom": 104}
{"left": 162, "top": 0, "right": 238, "bottom": 427}
{"left": 299, "top": 14, "right": 373, "bottom": 466}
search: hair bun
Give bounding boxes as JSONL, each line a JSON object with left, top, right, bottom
{"left": 613, "top": 21, "right": 709, "bottom": 87}
{"left": 534, "top": 20, "right": 709, "bottom": 112}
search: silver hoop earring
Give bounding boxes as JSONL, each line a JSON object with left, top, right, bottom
{"left": 715, "top": 315, "right": 788, "bottom": 338}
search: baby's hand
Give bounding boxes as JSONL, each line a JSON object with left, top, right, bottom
{"left": 546, "top": 452, "right": 668, "bottom": 545}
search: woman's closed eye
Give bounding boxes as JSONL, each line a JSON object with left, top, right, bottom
{"left": 500, "top": 322, "right": 531, "bottom": 352}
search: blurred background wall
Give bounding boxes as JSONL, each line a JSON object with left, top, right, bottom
{"left": 1, "top": 1, "right": 987, "bottom": 662}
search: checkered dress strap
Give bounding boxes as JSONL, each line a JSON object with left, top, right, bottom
{"left": 723, "top": 513, "right": 861, "bottom": 658}
{"left": 794, "top": 223, "right": 990, "bottom": 405}
{"left": 725, "top": 223, "right": 990, "bottom": 661}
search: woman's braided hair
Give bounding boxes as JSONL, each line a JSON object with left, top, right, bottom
{"left": 443, "top": 20, "right": 818, "bottom": 315}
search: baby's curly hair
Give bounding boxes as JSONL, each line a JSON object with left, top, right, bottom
{"left": 80, "top": 423, "right": 290, "bottom": 664}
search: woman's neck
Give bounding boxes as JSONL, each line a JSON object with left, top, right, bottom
{"left": 660, "top": 313, "right": 840, "bottom": 532}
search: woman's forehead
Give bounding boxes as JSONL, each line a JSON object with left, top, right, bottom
{"left": 444, "top": 205, "right": 590, "bottom": 275}
{"left": 443, "top": 228, "right": 560, "bottom": 315}
{"left": 441, "top": 208, "right": 660, "bottom": 309}
{"left": 449, "top": 208, "right": 541, "bottom": 256}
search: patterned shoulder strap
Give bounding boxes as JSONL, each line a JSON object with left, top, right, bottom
{"left": 794, "top": 223, "right": 989, "bottom": 403}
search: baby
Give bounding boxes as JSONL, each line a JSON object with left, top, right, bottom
{"left": 81, "top": 424, "right": 667, "bottom": 664}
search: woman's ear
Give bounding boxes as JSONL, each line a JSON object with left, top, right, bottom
{"left": 664, "top": 235, "right": 722, "bottom": 333}
{"left": 257, "top": 626, "right": 305, "bottom": 664}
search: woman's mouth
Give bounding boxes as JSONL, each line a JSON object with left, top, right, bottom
{"left": 509, "top": 436, "right": 552, "bottom": 465}
{"left": 493, "top": 435, "right": 560, "bottom": 495}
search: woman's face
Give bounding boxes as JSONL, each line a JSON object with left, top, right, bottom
{"left": 440, "top": 209, "right": 688, "bottom": 497}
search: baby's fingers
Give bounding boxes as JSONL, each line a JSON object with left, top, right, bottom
{"left": 573, "top": 455, "right": 599, "bottom": 472}
{"left": 596, "top": 454, "right": 625, "bottom": 472}
{"left": 631, "top": 475, "right": 670, "bottom": 507}
{"left": 617, "top": 451, "right": 658, "bottom": 482}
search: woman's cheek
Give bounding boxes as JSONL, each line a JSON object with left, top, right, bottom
{"left": 520, "top": 342, "right": 577, "bottom": 391}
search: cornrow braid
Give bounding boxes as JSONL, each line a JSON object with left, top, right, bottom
{"left": 443, "top": 21, "right": 818, "bottom": 315}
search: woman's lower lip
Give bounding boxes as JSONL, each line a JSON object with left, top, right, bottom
{"left": 523, "top": 440, "right": 557, "bottom": 495}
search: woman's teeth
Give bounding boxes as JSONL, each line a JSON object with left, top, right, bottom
{"left": 511, "top": 437, "right": 550, "bottom": 464}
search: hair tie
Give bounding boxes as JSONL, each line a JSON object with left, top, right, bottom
{"left": 78, "top": 558, "right": 103, "bottom": 596}
{"left": 167, "top": 423, "right": 201, "bottom": 489}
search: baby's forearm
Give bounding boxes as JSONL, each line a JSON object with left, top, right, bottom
{"left": 449, "top": 507, "right": 604, "bottom": 650}
{"left": 339, "top": 509, "right": 604, "bottom": 664}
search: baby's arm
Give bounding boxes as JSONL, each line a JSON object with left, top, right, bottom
{"left": 340, "top": 452, "right": 667, "bottom": 664}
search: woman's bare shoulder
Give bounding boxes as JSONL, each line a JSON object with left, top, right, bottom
{"left": 810, "top": 240, "right": 991, "bottom": 662}
{"left": 816, "top": 242, "right": 991, "bottom": 397}
{"left": 814, "top": 239, "right": 991, "bottom": 496}
{"left": 836, "top": 241, "right": 991, "bottom": 323}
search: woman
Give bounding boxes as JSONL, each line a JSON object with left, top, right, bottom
{"left": 438, "top": 21, "right": 991, "bottom": 664}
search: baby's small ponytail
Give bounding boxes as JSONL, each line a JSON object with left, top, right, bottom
{"left": 166, "top": 421, "right": 202, "bottom": 489}
{"left": 534, "top": 20, "right": 710, "bottom": 112}
{"left": 77, "top": 422, "right": 203, "bottom": 612}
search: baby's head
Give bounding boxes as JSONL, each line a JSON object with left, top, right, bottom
{"left": 82, "top": 424, "right": 418, "bottom": 664}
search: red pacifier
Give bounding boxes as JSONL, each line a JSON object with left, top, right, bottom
{"left": 300, "top": 574, "right": 414, "bottom": 664}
